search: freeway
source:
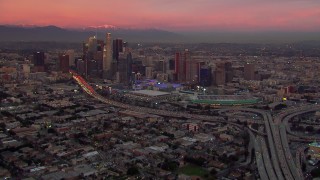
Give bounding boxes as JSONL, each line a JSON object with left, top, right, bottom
{"left": 296, "top": 145, "right": 307, "bottom": 179}
{"left": 72, "top": 73, "right": 274, "bottom": 179}
{"left": 282, "top": 107, "right": 320, "bottom": 141}
{"left": 258, "top": 136, "right": 277, "bottom": 180}
{"left": 254, "top": 135, "right": 269, "bottom": 180}
{"left": 71, "top": 71, "right": 318, "bottom": 180}
{"left": 72, "top": 72, "right": 227, "bottom": 121}
{"left": 227, "top": 108, "right": 285, "bottom": 180}
{"left": 275, "top": 106, "right": 320, "bottom": 180}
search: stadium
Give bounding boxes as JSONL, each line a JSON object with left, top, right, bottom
{"left": 191, "top": 95, "right": 261, "bottom": 106}
{"left": 124, "top": 90, "right": 175, "bottom": 103}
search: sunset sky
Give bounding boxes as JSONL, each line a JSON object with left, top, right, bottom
{"left": 1, "top": 0, "right": 320, "bottom": 31}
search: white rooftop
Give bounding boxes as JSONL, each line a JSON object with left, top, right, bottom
{"left": 131, "top": 90, "right": 170, "bottom": 97}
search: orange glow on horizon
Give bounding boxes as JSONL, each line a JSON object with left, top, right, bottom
{"left": 0, "top": 0, "right": 319, "bottom": 31}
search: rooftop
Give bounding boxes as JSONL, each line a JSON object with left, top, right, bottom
{"left": 130, "top": 90, "right": 170, "bottom": 97}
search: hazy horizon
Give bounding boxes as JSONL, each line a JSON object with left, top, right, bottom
{"left": 0, "top": 25, "right": 320, "bottom": 43}
{"left": 1, "top": 0, "right": 320, "bottom": 32}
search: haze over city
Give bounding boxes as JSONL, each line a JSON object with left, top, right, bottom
{"left": 2, "top": 0, "right": 320, "bottom": 180}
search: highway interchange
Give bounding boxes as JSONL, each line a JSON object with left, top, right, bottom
{"left": 72, "top": 71, "right": 320, "bottom": 180}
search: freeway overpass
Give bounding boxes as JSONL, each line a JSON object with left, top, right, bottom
{"left": 71, "top": 71, "right": 318, "bottom": 180}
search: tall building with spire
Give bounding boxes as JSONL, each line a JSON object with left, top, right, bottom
{"left": 103, "top": 33, "right": 113, "bottom": 78}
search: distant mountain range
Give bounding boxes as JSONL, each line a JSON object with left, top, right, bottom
{"left": 0, "top": 25, "right": 183, "bottom": 43}
{"left": 0, "top": 25, "right": 319, "bottom": 43}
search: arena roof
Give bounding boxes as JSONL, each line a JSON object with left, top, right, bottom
{"left": 130, "top": 90, "right": 170, "bottom": 97}
{"left": 191, "top": 95, "right": 261, "bottom": 106}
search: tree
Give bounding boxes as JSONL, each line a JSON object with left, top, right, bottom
{"left": 297, "top": 126, "right": 305, "bottom": 131}
{"left": 307, "top": 155, "right": 312, "bottom": 160}
{"left": 210, "top": 168, "right": 217, "bottom": 175}
{"left": 127, "top": 166, "right": 139, "bottom": 176}
{"left": 161, "top": 161, "right": 179, "bottom": 171}
{"left": 251, "top": 123, "right": 259, "bottom": 130}
{"left": 8, "top": 130, "right": 16, "bottom": 136}
{"left": 47, "top": 128, "right": 56, "bottom": 134}
{"left": 306, "top": 126, "right": 314, "bottom": 132}
{"left": 184, "top": 156, "right": 206, "bottom": 166}
{"left": 0, "top": 122, "right": 6, "bottom": 130}
{"left": 229, "top": 155, "right": 239, "bottom": 162}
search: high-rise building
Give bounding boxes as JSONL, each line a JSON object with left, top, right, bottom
{"left": 184, "top": 50, "right": 195, "bottom": 83}
{"left": 59, "top": 54, "right": 69, "bottom": 73}
{"left": 145, "top": 67, "right": 153, "bottom": 79}
{"left": 95, "top": 40, "right": 104, "bottom": 74}
{"left": 168, "top": 59, "right": 175, "bottom": 71}
{"left": 33, "top": 52, "right": 45, "bottom": 72}
{"left": 82, "top": 42, "right": 89, "bottom": 59}
{"left": 244, "top": 63, "right": 255, "bottom": 80}
{"left": 66, "top": 50, "right": 75, "bottom": 67}
{"left": 197, "top": 61, "right": 206, "bottom": 82}
{"left": 199, "top": 66, "right": 212, "bottom": 87}
{"left": 117, "top": 52, "right": 133, "bottom": 84}
{"left": 174, "top": 52, "right": 181, "bottom": 81}
{"left": 214, "top": 62, "right": 226, "bottom": 86}
{"left": 76, "top": 59, "right": 86, "bottom": 75}
{"left": 173, "top": 49, "right": 198, "bottom": 83}
{"left": 123, "top": 41, "right": 128, "bottom": 52}
{"left": 132, "top": 61, "right": 145, "bottom": 75}
{"left": 88, "top": 36, "right": 97, "bottom": 53}
{"left": 213, "top": 61, "right": 233, "bottom": 86}
{"left": 225, "top": 62, "right": 233, "bottom": 83}
{"left": 175, "top": 49, "right": 191, "bottom": 82}
{"left": 103, "top": 33, "right": 113, "bottom": 78}
{"left": 33, "top": 52, "right": 45, "bottom": 66}
{"left": 157, "top": 60, "right": 166, "bottom": 73}
{"left": 113, "top": 38, "right": 123, "bottom": 60}
{"left": 87, "top": 60, "right": 98, "bottom": 76}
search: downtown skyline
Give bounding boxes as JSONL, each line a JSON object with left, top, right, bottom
{"left": 1, "top": 0, "right": 320, "bottom": 32}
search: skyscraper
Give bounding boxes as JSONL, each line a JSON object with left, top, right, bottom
{"left": 199, "top": 66, "right": 212, "bottom": 87}
{"left": 88, "top": 36, "right": 97, "bottom": 54}
{"left": 213, "top": 61, "right": 233, "bottom": 86}
{"left": 76, "top": 59, "right": 86, "bottom": 75}
{"left": 65, "top": 50, "right": 75, "bottom": 67}
{"left": 225, "top": 62, "right": 233, "bottom": 83}
{"left": 33, "top": 52, "right": 45, "bottom": 66}
{"left": 214, "top": 62, "right": 226, "bottom": 86}
{"left": 169, "top": 59, "right": 175, "bottom": 71}
{"left": 59, "top": 54, "right": 69, "bottom": 73}
{"left": 123, "top": 41, "right": 128, "bottom": 52}
{"left": 117, "top": 52, "right": 133, "bottom": 84}
{"left": 33, "top": 52, "right": 45, "bottom": 72}
{"left": 175, "top": 50, "right": 190, "bottom": 82}
{"left": 103, "top": 33, "right": 113, "bottom": 78}
{"left": 184, "top": 49, "right": 193, "bottom": 82}
{"left": 174, "top": 49, "right": 198, "bottom": 83}
{"left": 113, "top": 38, "right": 123, "bottom": 61}
{"left": 244, "top": 63, "right": 255, "bottom": 80}
{"left": 96, "top": 40, "right": 104, "bottom": 73}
